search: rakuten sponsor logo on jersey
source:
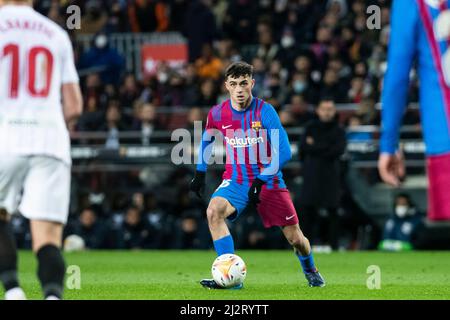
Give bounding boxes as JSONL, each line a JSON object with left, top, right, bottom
{"left": 224, "top": 136, "right": 264, "bottom": 148}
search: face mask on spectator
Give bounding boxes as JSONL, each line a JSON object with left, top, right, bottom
{"left": 95, "top": 35, "right": 108, "bottom": 49}
{"left": 158, "top": 72, "right": 169, "bottom": 84}
{"left": 293, "top": 80, "right": 306, "bottom": 93}
{"left": 395, "top": 205, "right": 409, "bottom": 218}
{"left": 281, "top": 36, "right": 294, "bottom": 48}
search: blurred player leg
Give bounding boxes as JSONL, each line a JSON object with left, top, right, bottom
{"left": 0, "top": 156, "right": 28, "bottom": 300}
{"left": 19, "top": 157, "right": 70, "bottom": 300}
{"left": 30, "top": 221, "right": 66, "bottom": 300}
{"left": 0, "top": 209, "right": 26, "bottom": 300}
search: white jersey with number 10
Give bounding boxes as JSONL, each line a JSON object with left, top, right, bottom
{"left": 0, "top": 5, "right": 79, "bottom": 165}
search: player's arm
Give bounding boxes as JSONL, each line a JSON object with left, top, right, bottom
{"left": 380, "top": 0, "right": 418, "bottom": 154}
{"left": 190, "top": 110, "right": 216, "bottom": 198}
{"left": 257, "top": 104, "right": 292, "bottom": 182}
{"left": 61, "top": 32, "right": 83, "bottom": 125}
{"left": 378, "top": 0, "right": 417, "bottom": 186}
{"left": 62, "top": 83, "right": 83, "bottom": 124}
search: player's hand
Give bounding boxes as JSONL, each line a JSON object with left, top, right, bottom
{"left": 247, "top": 178, "right": 265, "bottom": 206}
{"left": 189, "top": 171, "right": 206, "bottom": 198}
{"left": 378, "top": 152, "right": 405, "bottom": 187}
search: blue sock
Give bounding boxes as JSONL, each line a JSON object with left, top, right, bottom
{"left": 296, "top": 252, "right": 317, "bottom": 274}
{"left": 213, "top": 235, "right": 235, "bottom": 256}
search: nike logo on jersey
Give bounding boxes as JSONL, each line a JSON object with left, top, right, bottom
{"left": 285, "top": 214, "right": 296, "bottom": 220}
{"left": 222, "top": 125, "right": 232, "bottom": 129}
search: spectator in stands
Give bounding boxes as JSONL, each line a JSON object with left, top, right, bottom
{"left": 70, "top": 207, "right": 110, "bottom": 249}
{"left": 77, "top": 87, "right": 105, "bottom": 134}
{"left": 251, "top": 57, "right": 267, "bottom": 97}
{"left": 196, "top": 78, "right": 218, "bottom": 107}
{"left": 128, "top": 0, "right": 169, "bottom": 32}
{"left": 346, "top": 114, "right": 372, "bottom": 142}
{"left": 81, "top": 73, "right": 108, "bottom": 111}
{"left": 276, "top": 8, "right": 302, "bottom": 68}
{"left": 78, "top": 32, "right": 126, "bottom": 86}
{"left": 75, "top": 0, "right": 109, "bottom": 35}
{"left": 173, "top": 212, "right": 210, "bottom": 249}
{"left": 182, "top": 63, "right": 201, "bottom": 106}
{"left": 289, "top": 94, "right": 315, "bottom": 126}
{"left": 186, "top": 107, "right": 204, "bottom": 130}
{"left": 298, "top": 98, "right": 347, "bottom": 250}
{"left": 104, "top": 0, "right": 130, "bottom": 33}
{"left": 101, "top": 101, "right": 126, "bottom": 149}
{"left": 279, "top": 108, "right": 296, "bottom": 128}
{"left": 195, "top": 43, "right": 224, "bottom": 80}
{"left": 262, "top": 73, "right": 288, "bottom": 110}
{"left": 356, "top": 98, "right": 379, "bottom": 125}
{"left": 319, "top": 68, "right": 348, "bottom": 103}
{"left": 379, "top": 194, "right": 424, "bottom": 251}
{"left": 115, "top": 205, "right": 157, "bottom": 249}
{"left": 254, "top": 21, "right": 280, "bottom": 66}
{"left": 184, "top": 0, "right": 218, "bottom": 62}
{"left": 222, "top": 0, "right": 258, "bottom": 46}
{"left": 119, "top": 73, "right": 141, "bottom": 109}
{"left": 131, "top": 103, "right": 160, "bottom": 145}
{"left": 216, "top": 38, "right": 236, "bottom": 66}
{"left": 347, "top": 76, "right": 373, "bottom": 104}
{"left": 289, "top": 72, "right": 310, "bottom": 98}
{"left": 311, "top": 24, "right": 332, "bottom": 71}
{"left": 163, "top": 72, "right": 188, "bottom": 106}
{"left": 131, "top": 192, "right": 145, "bottom": 212}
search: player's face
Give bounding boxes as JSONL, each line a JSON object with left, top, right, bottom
{"left": 316, "top": 101, "right": 336, "bottom": 122}
{"left": 225, "top": 75, "right": 255, "bottom": 106}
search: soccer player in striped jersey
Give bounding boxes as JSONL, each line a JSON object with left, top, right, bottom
{"left": 189, "top": 61, "right": 325, "bottom": 289}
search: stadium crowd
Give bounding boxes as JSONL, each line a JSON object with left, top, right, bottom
{"left": 10, "top": 0, "right": 423, "bottom": 250}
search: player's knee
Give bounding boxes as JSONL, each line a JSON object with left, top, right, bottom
{"left": 288, "top": 235, "right": 304, "bottom": 248}
{"left": 286, "top": 231, "right": 307, "bottom": 249}
{"left": 207, "top": 202, "right": 227, "bottom": 224}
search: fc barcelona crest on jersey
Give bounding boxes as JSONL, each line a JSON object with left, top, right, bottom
{"left": 251, "top": 121, "right": 262, "bottom": 132}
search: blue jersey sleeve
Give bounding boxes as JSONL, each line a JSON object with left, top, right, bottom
{"left": 257, "top": 104, "right": 292, "bottom": 182}
{"left": 196, "top": 111, "right": 215, "bottom": 172}
{"left": 380, "top": 0, "right": 418, "bottom": 154}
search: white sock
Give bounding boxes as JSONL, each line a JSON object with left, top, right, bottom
{"left": 5, "top": 287, "right": 27, "bottom": 300}
{"left": 45, "top": 295, "right": 60, "bottom": 300}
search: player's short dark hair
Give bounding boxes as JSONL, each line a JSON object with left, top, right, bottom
{"left": 224, "top": 61, "right": 253, "bottom": 80}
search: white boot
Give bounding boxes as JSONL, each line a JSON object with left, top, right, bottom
{"left": 5, "top": 287, "right": 27, "bottom": 300}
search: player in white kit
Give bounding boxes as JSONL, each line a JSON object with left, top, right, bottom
{"left": 0, "top": 0, "right": 82, "bottom": 300}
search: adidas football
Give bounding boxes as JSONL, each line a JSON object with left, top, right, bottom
{"left": 211, "top": 254, "right": 247, "bottom": 288}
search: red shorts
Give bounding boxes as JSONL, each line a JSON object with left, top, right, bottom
{"left": 257, "top": 187, "right": 299, "bottom": 228}
{"left": 427, "top": 152, "right": 450, "bottom": 221}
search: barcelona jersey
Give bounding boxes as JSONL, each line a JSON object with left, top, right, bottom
{"left": 196, "top": 97, "right": 292, "bottom": 190}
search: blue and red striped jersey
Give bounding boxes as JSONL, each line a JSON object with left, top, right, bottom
{"left": 196, "top": 97, "right": 292, "bottom": 189}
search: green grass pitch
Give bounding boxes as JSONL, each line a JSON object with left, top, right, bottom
{"left": 5, "top": 250, "right": 450, "bottom": 300}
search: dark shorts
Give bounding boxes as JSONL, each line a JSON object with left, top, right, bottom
{"left": 427, "top": 152, "right": 450, "bottom": 220}
{"left": 211, "top": 179, "right": 299, "bottom": 228}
